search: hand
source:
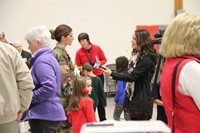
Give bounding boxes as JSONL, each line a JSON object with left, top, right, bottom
{"left": 93, "top": 61, "right": 100, "bottom": 69}
{"left": 18, "top": 111, "right": 23, "bottom": 121}
{"left": 113, "top": 102, "right": 116, "bottom": 106}
{"left": 100, "top": 67, "right": 112, "bottom": 75}
{"left": 74, "top": 66, "right": 80, "bottom": 76}
{"left": 89, "top": 62, "right": 95, "bottom": 66}
{"left": 59, "top": 65, "right": 69, "bottom": 72}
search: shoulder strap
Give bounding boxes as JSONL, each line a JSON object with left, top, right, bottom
{"left": 171, "top": 59, "right": 183, "bottom": 133}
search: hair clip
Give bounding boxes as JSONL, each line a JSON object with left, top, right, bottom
{"left": 82, "top": 88, "right": 89, "bottom": 94}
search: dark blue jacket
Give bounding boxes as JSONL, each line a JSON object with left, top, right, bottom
{"left": 114, "top": 80, "right": 126, "bottom": 105}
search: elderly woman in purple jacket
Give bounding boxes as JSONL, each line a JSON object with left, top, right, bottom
{"left": 22, "top": 25, "right": 66, "bottom": 133}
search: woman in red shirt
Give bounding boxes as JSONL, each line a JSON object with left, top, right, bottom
{"left": 75, "top": 32, "right": 107, "bottom": 121}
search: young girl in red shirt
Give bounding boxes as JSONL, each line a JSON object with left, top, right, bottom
{"left": 67, "top": 76, "right": 97, "bottom": 133}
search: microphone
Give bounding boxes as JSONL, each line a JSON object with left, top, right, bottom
{"left": 99, "top": 66, "right": 106, "bottom": 70}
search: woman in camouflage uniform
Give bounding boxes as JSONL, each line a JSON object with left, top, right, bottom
{"left": 50, "top": 24, "right": 75, "bottom": 133}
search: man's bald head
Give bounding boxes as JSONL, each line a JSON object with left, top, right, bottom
{"left": 13, "top": 40, "right": 23, "bottom": 53}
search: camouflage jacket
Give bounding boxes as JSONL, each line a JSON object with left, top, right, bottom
{"left": 53, "top": 44, "right": 75, "bottom": 112}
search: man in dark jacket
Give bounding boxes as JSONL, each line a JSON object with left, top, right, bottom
{"left": 13, "top": 40, "right": 32, "bottom": 62}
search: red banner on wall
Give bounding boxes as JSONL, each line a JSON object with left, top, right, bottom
{"left": 136, "top": 25, "right": 159, "bottom": 52}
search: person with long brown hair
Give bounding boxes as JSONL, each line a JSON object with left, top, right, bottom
{"left": 67, "top": 76, "right": 97, "bottom": 133}
{"left": 103, "top": 29, "right": 157, "bottom": 120}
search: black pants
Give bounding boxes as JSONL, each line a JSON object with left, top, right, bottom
{"left": 97, "top": 74, "right": 107, "bottom": 121}
{"left": 93, "top": 102, "right": 106, "bottom": 122}
{"left": 130, "top": 113, "right": 148, "bottom": 120}
{"left": 29, "top": 119, "right": 61, "bottom": 133}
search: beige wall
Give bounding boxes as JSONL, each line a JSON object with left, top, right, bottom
{"left": 0, "top": 0, "right": 199, "bottom": 64}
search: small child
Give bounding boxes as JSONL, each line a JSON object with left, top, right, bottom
{"left": 153, "top": 64, "right": 167, "bottom": 124}
{"left": 82, "top": 63, "right": 107, "bottom": 112}
{"left": 67, "top": 76, "right": 97, "bottom": 133}
{"left": 113, "top": 56, "right": 130, "bottom": 121}
{"left": 153, "top": 82, "right": 167, "bottom": 124}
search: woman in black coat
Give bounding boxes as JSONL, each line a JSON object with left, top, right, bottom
{"left": 103, "top": 29, "right": 157, "bottom": 120}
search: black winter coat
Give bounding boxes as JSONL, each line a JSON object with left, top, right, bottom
{"left": 111, "top": 55, "right": 157, "bottom": 116}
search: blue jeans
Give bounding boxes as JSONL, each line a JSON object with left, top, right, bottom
{"left": 113, "top": 104, "right": 130, "bottom": 121}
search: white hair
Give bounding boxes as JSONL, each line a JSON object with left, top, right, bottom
{"left": 25, "top": 25, "right": 51, "bottom": 47}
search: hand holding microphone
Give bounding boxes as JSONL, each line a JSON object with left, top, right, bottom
{"left": 89, "top": 61, "right": 106, "bottom": 70}
{"left": 90, "top": 56, "right": 107, "bottom": 70}
{"left": 89, "top": 61, "right": 112, "bottom": 75}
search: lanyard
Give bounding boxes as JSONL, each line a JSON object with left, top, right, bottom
{"left": 84, "top": 48, "right": 92, "bottom": 62}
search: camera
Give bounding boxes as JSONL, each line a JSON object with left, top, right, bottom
{"left": 151, "top": 29, "right": 165, "bottom": 45}
{"left": 154, "top": 29, "right": 165, "bottom": 38}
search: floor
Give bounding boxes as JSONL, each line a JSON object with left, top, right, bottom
{"left": 97, "top": 96, "right": 157, "bottom": 121}
{"left": 20, "top": 97, "right": 157, "bottom": 133}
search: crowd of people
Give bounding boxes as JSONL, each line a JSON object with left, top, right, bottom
{"left": 0, "top": 13, "right": 200, "bottom": 133}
